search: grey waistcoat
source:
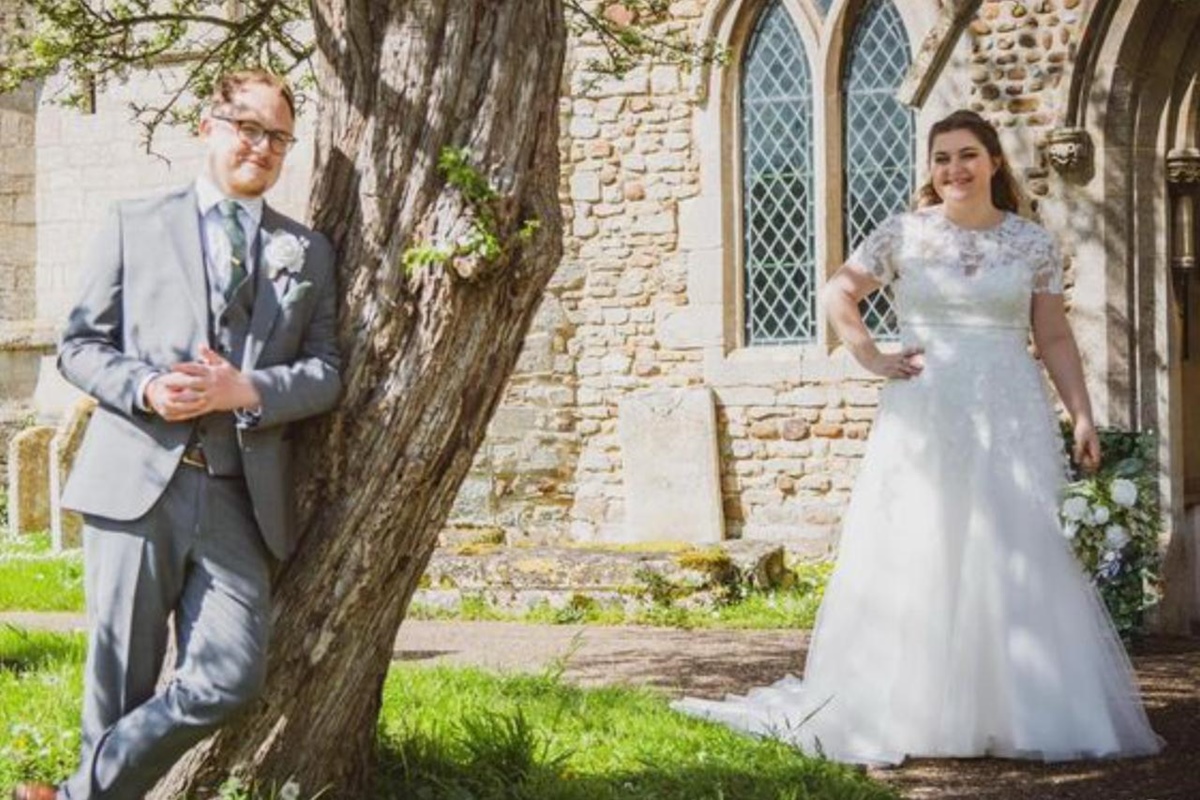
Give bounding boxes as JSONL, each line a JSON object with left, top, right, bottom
{"left": 196, "top": 277, "right": 256, "bottom": 476}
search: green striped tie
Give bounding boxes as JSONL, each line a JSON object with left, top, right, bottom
{"left": 218, "top": 199, "right": 248, "bottom": 301}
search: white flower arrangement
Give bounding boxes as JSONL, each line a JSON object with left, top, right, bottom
{"left": 263, "top": 231, "right": 308, "bottom": 279}
{"left": 1062, "top": 496, "right": 1088, "bottom": 522}
{"left": 1059, "top": 429, "right": 1162, "bottom": 641}
{"left": 1111, "top": 478, "right": 1138, "bottom": 508}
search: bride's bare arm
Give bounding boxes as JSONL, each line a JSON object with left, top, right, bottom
{"left": 824, "top": 266, "right": 923, "bottom": 379}
{"left": 1031, "top": 292, "right": 1101, "bottom": 471}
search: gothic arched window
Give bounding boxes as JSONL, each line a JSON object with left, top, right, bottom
{"left": 843, "top": 0, "right": 914, "bottom": 339}
{"left": 740, "top": 1, "right": 816, "bottom": 346}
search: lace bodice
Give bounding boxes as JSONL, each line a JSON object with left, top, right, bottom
{"left": 848, "top": 209, "right": 1063, "bottom": 332}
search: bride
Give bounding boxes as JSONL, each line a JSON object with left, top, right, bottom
{"left": 672, "top": 109, "right": 1162, "bottom": 765}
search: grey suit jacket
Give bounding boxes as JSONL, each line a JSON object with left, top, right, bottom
{"left": 59, "top": 185, "right": 342, "bottom": 559}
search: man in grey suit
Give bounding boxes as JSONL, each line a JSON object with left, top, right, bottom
{"left": 12, "top": 70, "right": 341, "bottom": 800}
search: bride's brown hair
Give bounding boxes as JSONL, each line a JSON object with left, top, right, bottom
{"left": 914, "top": 110, "right": 1021, "bottom": 213}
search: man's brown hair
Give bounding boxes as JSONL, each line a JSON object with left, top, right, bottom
{"left": 209, "top": 69, "right": 296, "bottom": 120}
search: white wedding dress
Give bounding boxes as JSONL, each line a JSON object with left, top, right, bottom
{"left": 672, "top": 208, "right": 1163, "bottom": 765}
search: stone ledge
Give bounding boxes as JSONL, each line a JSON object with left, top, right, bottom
{"left": 0, "top": 321, "right": 57, "bottom": 351}
{"left": 415, "top": 540, "right": 786, "bottom": 613}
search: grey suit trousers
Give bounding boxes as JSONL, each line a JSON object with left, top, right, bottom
{"left": 62, "top": 465, "right": 272, "bottom": 800}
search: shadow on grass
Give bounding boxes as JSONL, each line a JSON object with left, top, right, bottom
{"left": 0, "top": 624, "right": 86, "bottom": 674}
{"left": 369, "top": 709, "right": 897, "bottom": 800}
{"left": 371, "top": 743, "right": 893, "bottom": 800}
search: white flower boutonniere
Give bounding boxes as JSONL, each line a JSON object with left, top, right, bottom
{"left": 263, "top": 231, "right": 309, "bottom": 279}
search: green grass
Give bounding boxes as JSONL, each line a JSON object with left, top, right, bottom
{"left": 0, "top": 626, "right": 85, "bottom": 787}
{"left": 0, "top": 531, "right": 54, "bottom": 556}
{"left": 374, "top": 664, "right": 892, "bottom": 799}
{"left": 0, "top": 534, "right": 84, "bottom": 613}
{"left": 0, "top": 628, "right": 894, "bottom": 800}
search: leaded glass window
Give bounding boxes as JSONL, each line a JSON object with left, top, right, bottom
{"left": 741, "top": 1, "right": 815, "bottom": 346}
{"left": 843, "top": 0, "right": 913, "bottom": 340}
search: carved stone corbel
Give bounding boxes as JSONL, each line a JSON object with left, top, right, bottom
{"left": 1168, "top": 149, "right": 1200, "bottom": 359}
{"left": 1044, "top": 127, "right": 1094, "bottom": 184}
{"left": 1167, "top": 148, "right": 1200, "bottom": 188}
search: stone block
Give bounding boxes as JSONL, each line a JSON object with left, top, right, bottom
{"left": 569, "top": 171, "right": 602, "bottom": 202}
{"left": 0, "top": 221, "right": 34, "bottom": 263}
{"left": 514, "top": 332, "right": 554, "bottom": 374}
{"left": 779, "top": 386, "right": 831, "bottom": 407}
{"left": 685, "top": 250, "right": 723, "bottom": 305}
{"left": 0, "top": 345, "right": 44, "bottom": 403}
{"left": 617, "top": 387, "right": 723, "bottom": 543}
{"left": 663, "top": 133, "right": 690, "bottom": 151}
{"left": 7, "top": 424, "right": 54, "bottom": 535}
{"left": 657, "top": 305, "right": 721, "bottom": 349}
{"left": 631, "top": 210, "right": 676, "bottom": 235}
{"left": 49, "top": 396, "right": 96, "bottom": 549}
{"left": 646, "top": 152, "right": 685, "bottom": 172}
{"left": 568, "top": 116, "right": 600, "bottom": 139}
{"left": 487, "top": 407, "right": 541, "bottom": 439}
{"left": 713, "top": 386, "right": 776, "bottom": 407}
{"left": 650, "top": 65, "right": 681, "bottom": 94}
{"left": 448, "top": 474, "right": 496, "bottom": 523}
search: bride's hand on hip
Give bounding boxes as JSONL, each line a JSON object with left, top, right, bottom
{"left": 1072, "top": 418, "right": 1102, "bottom": 473}
{"left": 866, "top": 347, "right": 925, "bottom": 380}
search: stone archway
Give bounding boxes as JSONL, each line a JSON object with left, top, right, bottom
{"left": 1073, "top": 0, "right": 1200, "bottom": 633}
{"left": 1167, "top": 75, "right": 1200, "bottom": 635}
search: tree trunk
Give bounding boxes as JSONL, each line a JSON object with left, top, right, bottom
{"left": 150, "top": 2, "right": 566, "bottom": 796}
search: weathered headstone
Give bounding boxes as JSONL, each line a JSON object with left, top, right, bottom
{"left": 616, "top": 387, "right": 724, "bottom": 543}
{"left": 6, "top": 424, "right": 54, "bottom": 535}
{"left": 50, "top": 395, "right": 97, "bottom": 550}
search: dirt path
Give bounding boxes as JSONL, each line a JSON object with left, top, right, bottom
{"left": 394, "top": 621, "right": 1200, "bottom": 800}
{"left": 6, "top": 613, "right": 1197, "bottom": 799}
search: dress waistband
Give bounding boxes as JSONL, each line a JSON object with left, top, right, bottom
{"left": 902, "top": 320, "right": 1029, "bottom": 332}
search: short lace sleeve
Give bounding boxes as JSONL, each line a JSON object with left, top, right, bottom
{"left": 1031, "top": 230, "right": 1064, "bottom": 295}
{"left": 846, "top": 214, "right": 903, "bottom": 287}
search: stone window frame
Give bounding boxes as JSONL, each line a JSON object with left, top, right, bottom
{"left": 676, "top": 0, "right": 938, "bottom": 388}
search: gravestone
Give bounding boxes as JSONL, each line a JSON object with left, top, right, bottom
{"left": 50, "top": 396, "right": 96, "bottom": 549}
{"left": 7, "top": 424, "right": 54, "bottom": 535}
{"left": 616, "top": 387, "right": 724, "bottom": 543}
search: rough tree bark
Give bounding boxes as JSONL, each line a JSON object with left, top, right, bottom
{"left": 150, "top": 2, "right": 566, "bottom": 796}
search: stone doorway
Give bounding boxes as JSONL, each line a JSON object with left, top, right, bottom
{"left": 1069, "top": 0, "right": 1200, "bottom": 632}
{"left": 1169, "top": 104, "right": 1200, "bottom": 634}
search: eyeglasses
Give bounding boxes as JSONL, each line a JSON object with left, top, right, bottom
{"left": 211, "top": 114, "right": 297, "bottom": 155}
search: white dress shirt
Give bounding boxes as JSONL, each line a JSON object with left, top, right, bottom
{"left": 195, "top": 173, "right": 264, "bottom": 299}
{"left": 136, "top": 176, "right": 266, "bottom": 413}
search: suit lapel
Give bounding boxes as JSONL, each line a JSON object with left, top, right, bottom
{"left": 243, "top": 204, "right": 290, "bottom": 370}
{"left": 162, "top": 186, "right": 209, "bottom": 340}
